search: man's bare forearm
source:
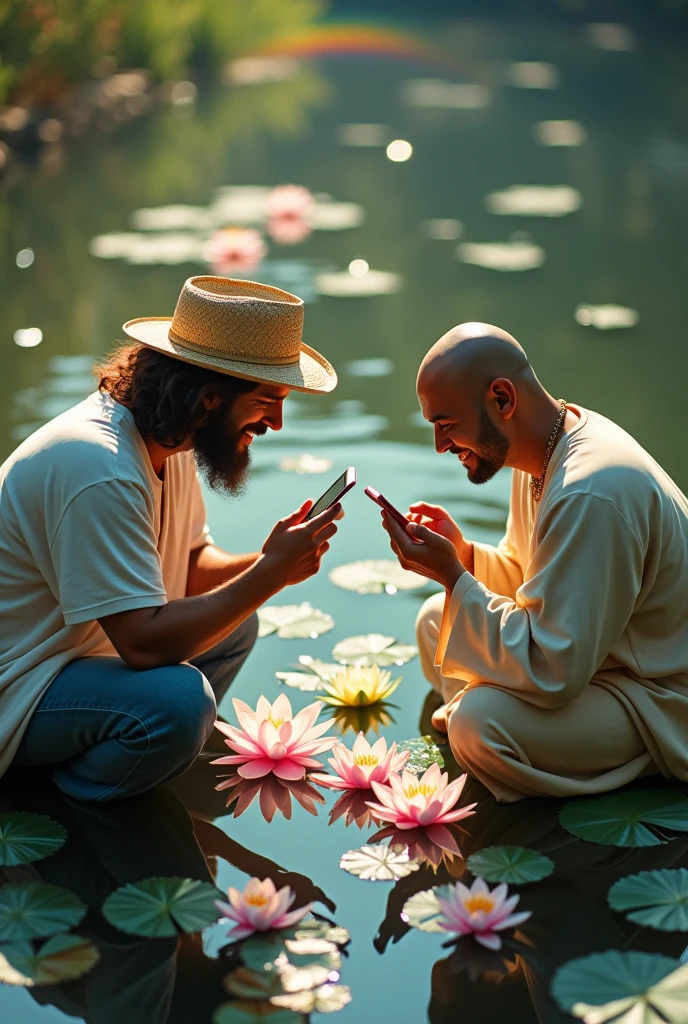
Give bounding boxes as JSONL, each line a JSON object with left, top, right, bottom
{"left": 102, "top": 556, "right": 278, "bottom": 670}
{"left": 186, "top": 545, "right": 260, "bottom": 596}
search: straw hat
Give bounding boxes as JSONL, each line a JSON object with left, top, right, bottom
{"left": 123, "top": 276, "right": 337, "bottom": 394}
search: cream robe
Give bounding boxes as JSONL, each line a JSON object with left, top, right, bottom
{"left": 423, "top": 404, "right": 688, "bottom": 800}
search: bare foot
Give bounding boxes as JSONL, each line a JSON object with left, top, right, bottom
{"left": 431, "top": 704, "right": 449, "bottom": 734}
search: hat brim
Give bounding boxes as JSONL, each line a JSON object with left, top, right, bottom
{"left": 122, "top": 317, "right": 337, "bottom": 394}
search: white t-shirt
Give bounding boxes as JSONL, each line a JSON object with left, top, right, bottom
{"left": 0, "top": 390, "right": 213, "bottom": 776}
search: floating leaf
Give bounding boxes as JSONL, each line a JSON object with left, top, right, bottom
{"left": 225, "top": 966, "right": 286, "bottom": 1000}
{"left": 551, "top": 951, "right": 688, "bottom": 1024}
{"left": 396, "top": 737, "right": 444, "bottom": 775}
{"left": 275, "top": 656, "right": 339, "bottom": 692}
{"left": 258, "top": 604, "right": 334, "bottom": 640}
{"left": 279, "top": 961, "right": 333, "bottom": 992}
{"left": 270, "top": 983, "right": 352, "bottom": 1014}
{"left": 240, "top": 933, "right": 290, "bottom": 972}
{"left": 608, "top": 869, "right": 688, "bottom": 931}
{"left": 213, "top": 1001, "right": 303, "bottom": 1024}
{"left": 293, "top": 920, "right": 349, "bottom": 946}
{"left": 328, "top": 560, "right": 427, "bottom": 595}
{"left": 102, "top": 877, "right": 220, "bottom": 937}
{"left": 339, "top": 845, "right": 419, "bottom": 881}
{"left": 0, "top": 882, "right": 85, "bottom": 942}
{"left": 332, "top": 634, "right": 418, "bottom": 667}
{"left": 559, "top": 789, "right": 688, "bottom": 847}
{"left": 467, "top": 846, "right": 554, "bottom": 885}
{"left": 0, "top": 935, "right": 100, "bottom": 987}
{"left": 402, "top": 888, "right": 445, "bottom": 933}
{"left": 0, "top": 812, "right": 67, "bottom": 867}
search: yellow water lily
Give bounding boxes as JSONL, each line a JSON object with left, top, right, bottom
{"left": 320, "top": 665, "right": 401, "bottom": 707}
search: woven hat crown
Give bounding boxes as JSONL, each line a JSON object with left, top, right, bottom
{"left": 169, "top": 276, "right": 304, "bottom": 367}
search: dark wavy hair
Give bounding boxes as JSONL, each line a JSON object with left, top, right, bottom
{"left": 96, "top": 343, "right": 258, "bottom": 449}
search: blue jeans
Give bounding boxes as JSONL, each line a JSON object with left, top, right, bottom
{"left": 11, "top": 614, "right": 258, "bottom": 803}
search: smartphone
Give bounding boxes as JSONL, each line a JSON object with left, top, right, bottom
{"left": 364, "top": 486, "right": 414, "bottom": 535}
{"left": 305, "top": 467, "right": 357, "bottom": 520}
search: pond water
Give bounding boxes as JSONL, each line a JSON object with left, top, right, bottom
{"left": 2, "top": 14, "right": 688, "bottom": 1024}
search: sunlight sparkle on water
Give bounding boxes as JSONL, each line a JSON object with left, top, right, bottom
{"left": 348, "top": 259, "right": 369, "bottom": 277}
{"left": 15, "top": 248, "right": 34, "bottom": 268}
{"left": 386, "top": 140, "right": 413, "bottom": 162}
{"left": 14, "top": 328, "right": 43, "bottom": 348}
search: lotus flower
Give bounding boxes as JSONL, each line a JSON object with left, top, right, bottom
{"left": 267, "top": 216, "right": 312, "bottom": 245}
{"left": 435, "top": 878, "right": 531, "bottom": 950}
{"left": 266, "top": 183, "right": 313, "bottom": 220}
{"left": 311, "top": 732, "right": 409, "bottom": 791}
{"left": 215, "top": 877, "right": 312, "bottom": 941}
{"left": 212, "top": 694, "right": 336, "bottom": 780}
{"left": 321, "top": 665, "right": 401, "bottom": 707}
{"left": 329, "top": 789, "right": 382, "bottom": 829}
{"left": 366, "top": 763, "right": 477, "bottom": 831}
{"left": 203, "top": 227, "right": 266, "bottom": 274}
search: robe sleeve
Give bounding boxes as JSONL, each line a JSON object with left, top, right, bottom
{"left": 435, "top": 493, "right": 644, "bottom": 708}
{"left": 471, "top": 513, "right": 523, "bottom": 600}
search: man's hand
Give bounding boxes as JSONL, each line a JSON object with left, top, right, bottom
{"left": 408, "top": 501, "right": 474, "bottom": 574}
{"left": 261, "top": 500, "right": 340, "bottom": 587}
{"left": 382, "top": 511, "right": 465, "bottom": 592}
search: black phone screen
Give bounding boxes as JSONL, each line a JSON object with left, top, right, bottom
{"left": 306, "top": 471, "right": 349, "bottom": 520}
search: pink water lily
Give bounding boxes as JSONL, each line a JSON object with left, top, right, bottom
{"left": 217, "top": 772, "right": 325, "bottom": 822}
{"left": 212, "top": 694, "right": 336, "bottom": 781}
{"left": 435, "top": 878, "right": 531, "bottom": 950}
{"left": 215, "top": 877, "right": 312, "bottom": 941}
{"left": 370, "top": 823, "right": 462, "bottom": 867}
{"left": 203, "top": 227, "right": 266, "bottom": 274}
{"left": 266, "top": 183, "right": 313, "bottom": 220}
{"left": 366, "top": 763, "right": 477, "bottom": 830}
{"left": 311, "top": 732, "right": 409, "bottom": 791}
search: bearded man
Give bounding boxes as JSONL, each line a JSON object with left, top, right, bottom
{"left": 0, "top": 276, "right": 340, "bottom": 802}
{"left": 381, "top": 322, "right": 688, "bottom": 802}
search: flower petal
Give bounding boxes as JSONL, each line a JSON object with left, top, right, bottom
{"left": 237, "top": 757, "right": 275, "bottom": 778}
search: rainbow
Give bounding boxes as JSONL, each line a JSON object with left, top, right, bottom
{"left": 259, "top": 21, "right": 454, "bottom": 71}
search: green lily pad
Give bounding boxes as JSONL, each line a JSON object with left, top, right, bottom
{"left": 0, "top": 934, "right": 100, "bottom": 987}
{"left": 339, "top": 845, "right": 419, "bottom": 881}
{"left": 240, "top": 933, "right": 290, "bottom": 972}
{"left": 332, "top": 634, "right": 418, "bottom": 667}
{"left": 102, "top": 877, "right": 220, "bottom": 937}
{"left": 258, "top": 604, "right": 334, "bottom": 640}
{"left": 608, "top": 869, "right": 688, "bottom": 931}
{"left": 396, "top": 736, "right": 444, "bottom": 775}
{"left": 270, "top": 984, "right": 352, "bottom": 1014}
{"left": 292, "top": 920, "right": 349, "bottom": 946}
{"left": 467, "top": 846, "right": 554, "bottom": 885}
{"left": 0, "top": 882, "right": 85, "bottom": 942}
{"left": 559, "top": 789, "right": 688, "bottom": 847}
{"left": 328, "top": 560, "right": 428, "bottom": 595}
{"left": 0, "top": 812, "right": 67, "bottom": 867}
{"left": 276, "top": 656, "right": 340, "bottom": 692}
{"left": 551, "top": 951, "right": 687, "bottom": 1023}
{"left": 401, "top": 888, "right": 445, "bottom": 933}
{"left": 213, "top": 1002, "right": 303, "bottom": 1024}
{"left": 225, "top": 966, "right": 287, "bottom": 1000}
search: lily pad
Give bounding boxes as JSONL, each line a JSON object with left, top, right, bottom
{"left": 401, "top": 888, "right": 445, "bottom": 933}
{"left": 0, "top": 882, "right": 86, "bottom": 942}
{"left": 339, "top": 845, "right": 419, "bottom": 881}
{"left": 467, "top": 846, "right": 554, "bottom": 885}
{"left": 396, "top": 737, "right": 445, "bottom": 775}
{"left": 225, "top": 966, "right": 286, "bottom": 1000}
{"left": 608, "top": 869, "right": 688, "bottom": 931}
{"left": 0, "top": 935, "right": 100, "bottom": 987}
{"left": 332, "top": 634, "right": 418, "bottom": 667}
{"left": 270, "top": 983, "right": 352, "bottom": 1013}
{"left": 102, "top": 877, "right": 220, "bottom": 937}
{"left": 328, "top": 560, "right": 428, "bottom": 595}
{"left": 293, "top": 920, "right": 349, "bottom": 946}
{"left": 559, "top": 789, "right": 688, "bottom": 847}
{"left": 240, "top": 933, "right": 290, "bottom": 972}
{"left": 551, "top": 951, "right": 687, "bottom": 1024}
{"left": 213, "top": 1002, "right": 303, "bottom": 1024}
{"left": 258, "top": 604, "right": 334, "bottom": 640}
{"left": 276, "top": 656, "right": 339, "bottom": 692}
{"left": 0, "top": 812, "right": 67, "bottom": 866}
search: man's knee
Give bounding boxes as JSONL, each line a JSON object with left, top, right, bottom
{"left": 448, "top": 686, "right": 501, "bottom": 767}
{"left": 153, "top": 664, "right": 217, "bottom": 760}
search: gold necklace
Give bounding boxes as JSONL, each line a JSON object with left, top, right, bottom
{"left": 530, "top": 399, "right": 567, "bottom": 503}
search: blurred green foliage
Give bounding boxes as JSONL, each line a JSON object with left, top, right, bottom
{"left": 0, "top": 0, "right": 324, "bottom": 105}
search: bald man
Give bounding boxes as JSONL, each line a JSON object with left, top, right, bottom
{"left": 380, "top": 323, "right": 688, "bottom": 802}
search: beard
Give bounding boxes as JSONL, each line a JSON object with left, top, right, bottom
{"left": 192, "top": 405, "right": 266, "bottom": 497}
{"left": 452, "top": 407, "right": 510, "bottom": 485}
